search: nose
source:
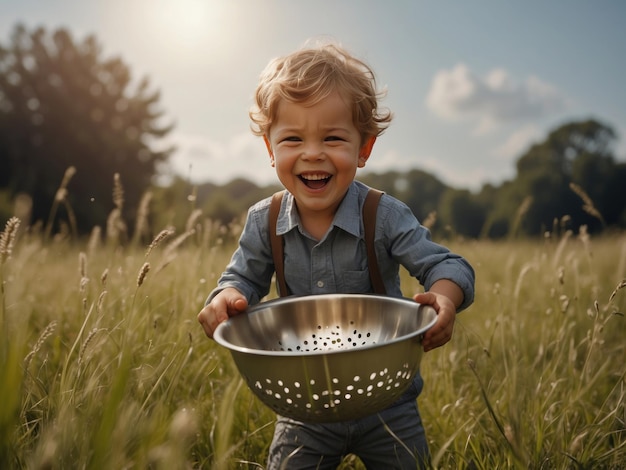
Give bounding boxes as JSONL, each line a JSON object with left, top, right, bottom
{"left": 301, "top": 142, "right": 325, "bottom": 161}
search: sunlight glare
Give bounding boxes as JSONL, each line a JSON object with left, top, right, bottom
{"left": 150, "top": 0, "right": 222, "bottom": 49}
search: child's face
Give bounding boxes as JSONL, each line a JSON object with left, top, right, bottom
{"left": 264, "top": 91, "right": 375, "bottom": 219}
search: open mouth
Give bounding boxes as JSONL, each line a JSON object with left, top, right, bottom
{"left": 299, "top": 173, "right": 332, "bottom": 190}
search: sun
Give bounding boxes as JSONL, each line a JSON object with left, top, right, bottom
{"left": 150, "top": 0, "right": 224, "bottom": 49}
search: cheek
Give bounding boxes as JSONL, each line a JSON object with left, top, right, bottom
{"left": 274, "top": 146, "right": 298, "bottom": 161}
{"left": 273, "top": 153, "right": 293, "bottom": 172}
{"left": 334, "top": 151, "right": 361, "bottom": 171}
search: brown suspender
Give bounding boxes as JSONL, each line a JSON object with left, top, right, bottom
{"left": 269, "top": 188, "right": 386, "bottom": 297}
{"left": 362, "top": 188, "right": 386, "bottom": 295}
{"left": 269, "top": 191, "right": 289, "bottom": 297}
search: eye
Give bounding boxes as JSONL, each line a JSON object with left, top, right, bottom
{"left": 325, "top": 135, "right": 345, "bottom": 142}
{"left": 282, "top": 136, "right": 301, "bottom": 142}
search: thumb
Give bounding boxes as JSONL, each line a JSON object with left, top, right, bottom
{"left": 229, "top": 296, "right": 248, "bottom": 314}
{"left": 413, "top": 292, "right": 436, "bottom": 305}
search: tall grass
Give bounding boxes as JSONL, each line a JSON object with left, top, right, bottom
{"left": 1, "top": 212, "right": 273, "bottom": 469}
{"left": 0, "top": 207, "right": 624, "bottom": 468}
{"left": 416, "top": 232, "right": 625, "bottom": 469}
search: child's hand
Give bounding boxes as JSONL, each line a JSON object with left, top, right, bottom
{"left": 413, "top": 291, "right": 457, "bottom": 352}
{"left": 197, "top": 287, "right": 248, "bottom": 339}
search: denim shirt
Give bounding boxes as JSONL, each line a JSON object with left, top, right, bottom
{"left": 209, "top": 180, "right": 475, "bottom": 405}
{"left": 210, "top": 180, "right": 474, "bottom": 309}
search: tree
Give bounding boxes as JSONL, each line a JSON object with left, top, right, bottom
{"left": 359, "top": 169, "right": 447, "bottom": 222}
{"left": 0, "top": 24, "right": 174, "bottom": 234}
{"left": 568, "top": 130, "right": 625, "bottom": 229}
{"left": 438, "top": 188, "right": 486, "bottom": 238}
{"left": 508, "top": 119, "right": 622, "bottom": 235}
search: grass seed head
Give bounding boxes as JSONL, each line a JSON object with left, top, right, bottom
{"left": 24, "top": 320, "right": 57, "bottom": 370}
{"left": 112, "top": 172, "right": 124, "bottom": 210}
{"left": 146, "top": 228, "right": 175, "bottom": 258}
{"left": 0, "top": 216, "right": 21, "bottom": 264}
{"left": 570, "top": 182, "right": 606, "bottom": 226}
{"left": 100, "top": 268, "right": 109, "bottom": 287}
{"left": 106, "top": 208, "right": 127, "bottom": 245}
{"left": 78, "top": 327, "right": 100, "bottom": 365}
{"left": 137, "top": 262, "right": 150, "bottom": 287}
{"left": 609, "top": 279, "right": 626, "bottom": 303}
{"left": 96, "top": 290, "right": 107, "bottom": 313}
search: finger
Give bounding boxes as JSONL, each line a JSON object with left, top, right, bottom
{"left": 229, "top": 297, "right": 248, "bottom": 314}
{"left": 425, "top": 322, "right": 450, "bottom": 342}
{"left": 423, "top": 329, "right": 442, "bottom": 351}
{"left": 197, "top": 311, "right": 214, "bottom": 338}
{"left": 423, "top": 328, "right": 447, "bottom": 351}
{"left": 197, "top": 306, "right": 227, "bottom": 339}
{"left": 423, "top": 312, "right": 454, "bottom": 351}
{"left": 413, "top": 292, "right": 437, "bottom": 306}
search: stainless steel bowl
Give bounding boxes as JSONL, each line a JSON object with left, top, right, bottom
{"left": 213, "top": 294, "right": 437, "bottom": 423}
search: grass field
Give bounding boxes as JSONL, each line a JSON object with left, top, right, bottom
{"left": 1, "top": 214, "right": 624, "bottom": 469}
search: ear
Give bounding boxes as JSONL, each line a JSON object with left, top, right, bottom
{"left": 263, "top": 135, "right": 275, "bottom": 167}
{"left": 358, "top": 136, "right": 376, "bottom": 168}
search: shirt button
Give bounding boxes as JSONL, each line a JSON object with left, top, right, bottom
{"left": 317, "top": 280, "right": 324, "bottom": 288}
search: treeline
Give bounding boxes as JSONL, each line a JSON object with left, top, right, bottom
{"left": 155, "top": 117, "right": 625, "bottom": 240}
{"left": 1, "top": 25, "right": 625, "bottom": 241}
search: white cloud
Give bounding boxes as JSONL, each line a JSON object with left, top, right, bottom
{"left": 426, "top": 64, "right": 568, "bottom": 134}
{"left": 161, "top": 132, "right": 278, "bottom": 185}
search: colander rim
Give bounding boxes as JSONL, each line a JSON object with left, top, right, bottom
{"left": 213, "top": 293, "right": 437, "bottom": 357}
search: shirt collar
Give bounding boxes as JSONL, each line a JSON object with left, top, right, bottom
{"left": 276, "top": 182, "right": 362, "bottom": 238}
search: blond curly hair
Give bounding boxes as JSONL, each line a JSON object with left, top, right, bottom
{"left": 249, "top": 42, "right": 392, "bottom": 143}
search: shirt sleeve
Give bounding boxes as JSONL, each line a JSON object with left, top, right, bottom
{"left": 379, "top": 196, "right": 475, "bottom": 311}
{"left": 206, "top": 200, "right": 275, "bottom": 306}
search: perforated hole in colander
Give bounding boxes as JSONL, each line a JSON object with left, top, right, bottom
{"left": 249, "top": 361, "right": 414, "bottom": 418}
{"left": 275, "top": 320, "right": 376, "bottom": 352}
{"left": 217, "top": 294, "right": 437, "bottom": 422}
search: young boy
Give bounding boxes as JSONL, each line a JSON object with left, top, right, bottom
{"left": 198, "top": 42, "right": 475, "bottom": 469}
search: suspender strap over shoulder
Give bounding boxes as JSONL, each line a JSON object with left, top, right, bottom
{"left": 363, "top": 188, "right": 386, "bottom": 295}
{"left": 269, "top": 188, "right": 387, "bottom": 297}
{"left": 269, "top": 191, "right": 289, "bottom": 297}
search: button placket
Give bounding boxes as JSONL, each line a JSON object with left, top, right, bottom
{"left": 310, "top": 241, "right": 334, "bottom": 293}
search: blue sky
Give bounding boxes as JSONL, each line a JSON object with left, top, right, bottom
{"left": 2, "top": 0, "right": 625, "bottom": 191}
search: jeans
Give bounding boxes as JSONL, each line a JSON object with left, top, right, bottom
{"left": 266, "top": 400, "right": 429, "bottom": 469}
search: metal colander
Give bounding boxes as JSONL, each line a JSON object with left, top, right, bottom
{"left": 213, "top": 294, "right": 437, "bottom": 423}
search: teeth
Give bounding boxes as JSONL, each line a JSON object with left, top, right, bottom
{"left": 300, "top": 174, "right": 329, "bottom": 181}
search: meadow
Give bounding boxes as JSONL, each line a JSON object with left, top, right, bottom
{"left": 1, "top": 210, "right": 625, "bottom": 469}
